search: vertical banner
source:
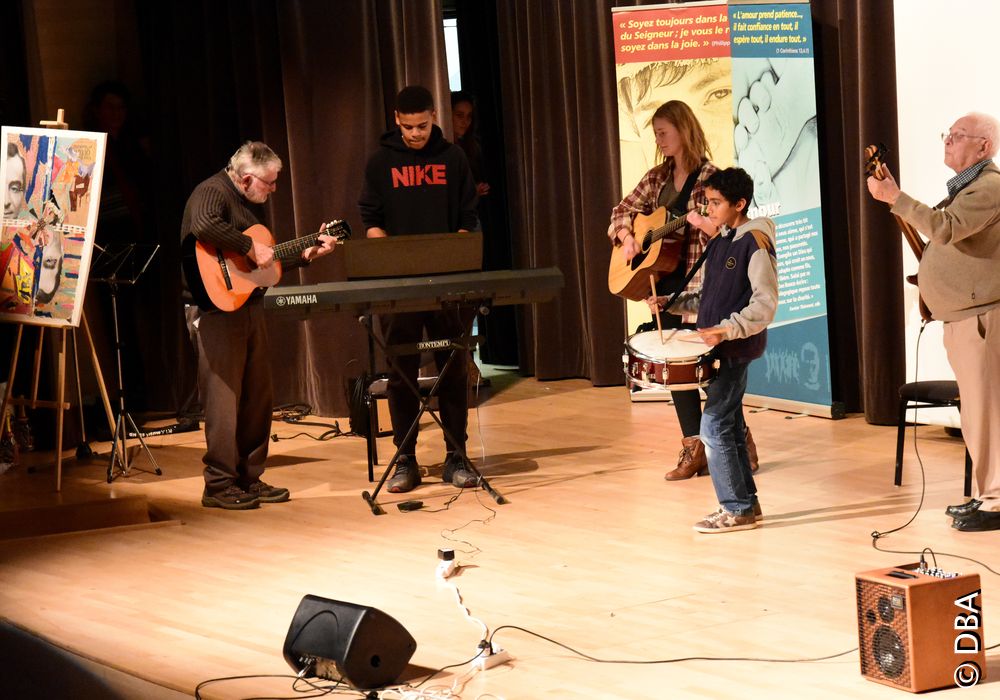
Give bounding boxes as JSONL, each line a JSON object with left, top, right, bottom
{"left": 612, "top": 1, "right": 839, "bottom": 417}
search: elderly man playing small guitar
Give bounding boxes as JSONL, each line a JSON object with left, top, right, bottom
{"left": 867, "top": 112, "right": 1000, "bottom": 532}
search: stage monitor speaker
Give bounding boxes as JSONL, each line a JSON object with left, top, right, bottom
{"left": 283, "top": 595, "right": 417, "bottom": 689}
{"left": 855, "top": 564, "right": 985, "bottom": 693}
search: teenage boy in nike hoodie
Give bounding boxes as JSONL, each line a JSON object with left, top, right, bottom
{"left": 646, "top": 167, "right": 779, "bottom": 533}
{"left": 358, "top": 85, "right": 479, "bottom": 494}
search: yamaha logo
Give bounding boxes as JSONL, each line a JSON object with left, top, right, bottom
{"left": 276, "top": 294, "right": 317, "bottom": 307}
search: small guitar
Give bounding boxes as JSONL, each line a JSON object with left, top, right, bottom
{"left": 608, "top": 206, "right": 690, "bottom": 301}
{"left": 182, "top": 219, "right": 351, "bottom": 311}
{"left": 864, "top": 144, "right": 933, "bottom": 321}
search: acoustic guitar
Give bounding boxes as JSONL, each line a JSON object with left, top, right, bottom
{"left": 182, "top": 220, "right": 351, "bottom": 311}
{"left": 607, "top": 206, "right": 689, "bottom": 301}
{"left": 863, "top": 144, "right": 933, "bottom": 322}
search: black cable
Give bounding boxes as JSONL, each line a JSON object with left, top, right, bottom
{"left": 194, "top": 673, "right": 346, "bottom": 700}
{"left": 408, "top": 648, "right": 487, "bottom": 689}
{"left": 871, "top": 320, "right": 929, "bottom": 543}
{"left": 488, "top": 625, "right": 856, "bottom": 664}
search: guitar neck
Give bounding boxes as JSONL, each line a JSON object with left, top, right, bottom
{"left": 649, "top": 214, "right": 688, "bottom": 243}
{"left": 270, "top": 221, "right": 350, "bottom": 259}
{"left": 273, "top": 232, "right": 322, "bottom": 259}
{"left": 894, "top": 215, "right": 926, "bottom": 261}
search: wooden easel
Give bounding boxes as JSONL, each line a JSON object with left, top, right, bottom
{"left": 0, "top": 109, "right": 116, "bottom": 490}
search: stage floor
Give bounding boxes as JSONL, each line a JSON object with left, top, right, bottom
{"left": 1, "top": 373, "right": 996, "bottom": 698}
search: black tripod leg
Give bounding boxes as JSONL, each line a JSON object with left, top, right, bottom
{"left": 125, "top": 413, "right": 162, "bottom": 475}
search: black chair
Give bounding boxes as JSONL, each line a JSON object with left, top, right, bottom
{"left": 895, "top": 381, "right": 972, "bottom": 497}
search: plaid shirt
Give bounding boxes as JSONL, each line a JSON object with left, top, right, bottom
{"left": 608, "top": 160, "right": 718, "bottom": 320}
{"left": 946, "top": 159, "right": 991, "bottom": 199}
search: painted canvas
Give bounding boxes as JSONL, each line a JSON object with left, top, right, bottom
{"left": 1, "top": 126, "right": 106, "bottom": 327}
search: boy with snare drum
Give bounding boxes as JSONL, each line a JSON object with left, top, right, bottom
{"left": 647, "top": 167, "right": 778, "bottom": 533}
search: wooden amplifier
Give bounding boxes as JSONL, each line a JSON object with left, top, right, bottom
{"left": 855, "top": 563, "right": 985, "bottom": 692}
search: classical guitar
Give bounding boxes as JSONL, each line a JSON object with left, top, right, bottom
{"left": 182, "top": 219, "right": 351, "bottom": 311}
{"left": 863, "top": 143, "right": 933, "bottom": 321}
{"left": 608, "top": 206, "right": 690, "bottom": 301}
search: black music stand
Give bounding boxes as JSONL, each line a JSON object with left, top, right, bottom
{"left": 90, "top": 242, "right": 163, "bottom": 482}
{"left": 350, "top": 234, "right": 507, "bottom": 515}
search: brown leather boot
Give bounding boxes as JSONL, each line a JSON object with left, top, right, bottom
{"left": 745, "top": 425, "right": 759, "bottom": 473}
{"left": 664, "top": 435, "right": 708, "bottom": 481}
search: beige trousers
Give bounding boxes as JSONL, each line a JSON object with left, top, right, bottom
{"left": 943, "top": 306, "right": 1000, "bottom": 509}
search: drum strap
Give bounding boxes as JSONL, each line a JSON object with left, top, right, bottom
{"left": 661, "top": 237, "right": 712, "bottom": 311}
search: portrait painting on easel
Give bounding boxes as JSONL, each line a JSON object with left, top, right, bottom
{"left": 1, "top": 126, "right": 106, "bottom": 328}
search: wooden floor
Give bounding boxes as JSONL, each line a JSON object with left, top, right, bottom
{"left": 1, "top": 372, "right": 997, "bottom": 699}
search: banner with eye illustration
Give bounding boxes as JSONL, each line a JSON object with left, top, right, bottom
{"left": 1, "top": 126, "right": 106, "bottom": 328}
{"left": 612, "top": 1, "right": 839, "bottom": 417}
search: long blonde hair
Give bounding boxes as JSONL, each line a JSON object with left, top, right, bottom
{"left": 651, "top": 100, "right": 711, "bottom": 173}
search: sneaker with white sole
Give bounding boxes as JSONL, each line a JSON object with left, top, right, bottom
{"left": 693, "top": 507, "right": 759, "bottom": 533}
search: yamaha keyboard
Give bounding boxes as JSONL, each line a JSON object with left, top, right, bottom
{"left": 263, "top": 267, "right": 563, "bottom": 316}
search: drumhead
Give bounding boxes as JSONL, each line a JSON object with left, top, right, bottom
{"left": 626, "top": 330, "right": 712, "bottom": 362}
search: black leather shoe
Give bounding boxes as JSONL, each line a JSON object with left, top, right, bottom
{"left": 945, "top": 499, "right": 982, "bottom": 518}
{"left": 951, "top": 510, "right": 1000, "bottom": 532}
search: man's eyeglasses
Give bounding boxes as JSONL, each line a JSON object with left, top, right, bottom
{"left": 941, "top": 132, "right": 987, "bottom": 144}
{"left": 249, "top": 172, "right": 278, "bottom": 187}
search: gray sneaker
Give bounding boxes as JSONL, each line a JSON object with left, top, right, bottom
{"left": 442, "top": 453, "right": 478, "bottom": 488}
{"left": 387, "top": 455, "right": 422, "bottom": 493}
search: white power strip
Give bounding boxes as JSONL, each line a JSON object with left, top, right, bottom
{"left": 475, "top": 646, "right": 513, "bottom": 670}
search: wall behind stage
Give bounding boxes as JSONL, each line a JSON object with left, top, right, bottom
{"left": 893, "top": 0, "right": 1000, "bottom": 428}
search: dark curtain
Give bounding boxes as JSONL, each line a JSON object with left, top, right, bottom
{"left": 492, "top": 0, "right": 903, "bottom": 420}
{"left": 19, "top": 0, "right": 903, "bottom": 424}
{"left": 454, "top": 0, "right": 521, "bottom": 367}
{"left": 494, "top": 1, "right": 626, "bottom": 382}
{"left": 132, "top": 0, "right": 450, "bottom": 417}
{"left": 811, "top": 0, "right": 904, "bottom": 424}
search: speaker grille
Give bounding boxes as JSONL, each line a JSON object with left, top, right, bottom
{"left": 857, "top": 579, "right": 911, "bottom": 688}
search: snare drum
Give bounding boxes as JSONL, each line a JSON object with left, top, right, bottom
{"left": 623, "top": 330, "right": 718, "bottom": 391}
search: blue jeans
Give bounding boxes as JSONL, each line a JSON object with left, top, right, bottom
{"left": 700, "top": 359, "right": 756, "bottom": 516}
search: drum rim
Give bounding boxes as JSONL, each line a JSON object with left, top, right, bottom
{"left": 625, "top": 330, "right": 712, "bottom": 363}
{"left": 625, "top": 344, "right": 712, "bottom": 364}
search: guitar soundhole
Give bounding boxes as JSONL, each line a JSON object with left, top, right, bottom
{"left": 640, "top": 232, "right": 653, "bottom": 253}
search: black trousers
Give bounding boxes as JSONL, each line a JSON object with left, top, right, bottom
{"left": 380, "top": 308, "right": 473, "bottom": 458}
{"left": 655, "top": 267, "right": 701, "bottom": 438}
{"left": 192, "top": 298, "right": 272, "bottom": 493}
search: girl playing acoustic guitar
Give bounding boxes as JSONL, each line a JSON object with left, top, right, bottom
{"left": 608, "top": 100, "right": 759, "bottom": 480}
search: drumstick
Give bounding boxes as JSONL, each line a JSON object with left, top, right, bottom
{"left": 649, "top": 274, "right": 664, "bottom": 344}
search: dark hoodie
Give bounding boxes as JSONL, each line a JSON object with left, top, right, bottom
{"left": 358, "top": 124, "right": 478, "bottom": 236}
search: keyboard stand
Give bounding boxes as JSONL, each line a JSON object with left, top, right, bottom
{"left": 358, "top": 303, "right": 508, "bottom": 515}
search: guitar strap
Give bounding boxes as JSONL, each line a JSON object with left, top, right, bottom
{"left": 672, "top": 166, "right": 702, "bottom": 216}
{"left": 660, "top": 231, "right": 714, "bottom": 312}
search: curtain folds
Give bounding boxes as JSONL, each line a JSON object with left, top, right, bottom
{"left": 125, "top": 0, "right": 899, "bottom": 422}
{"left": 494, "top": 1, "right": 627, "bottom": 383}
{"left": 493, "top": 0, "right": 904, "bottom": 421}
{"left": 136, "top": 0, "right": 449, "bottom": 417}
